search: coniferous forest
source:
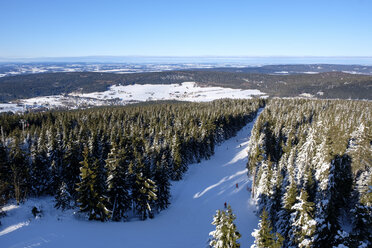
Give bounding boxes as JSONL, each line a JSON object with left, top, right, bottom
{"left": 0, "top": 99, "right": 262, "bottom": 221}
{"left": 2, "top": 1, "right": 371, "bottom": 247}
{"left": 0, "top": 97, "right": 371, "bottom": 247}
{"left": 248, "top": 99, "right": 371, "bottom": 247}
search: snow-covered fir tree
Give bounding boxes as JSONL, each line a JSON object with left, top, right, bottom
{"left": 0, "top": 140, "right": 9, "bottom": 218}
{"left": 209, "top": 205, "right": 241, "bottom": 248}
{"left": 61, "top": 137, "right": 81, "bottom": 199}
{"left": 30, "top": 133, "right": 51, "bottom": 196}
{"left": 76, "top": 147, "right": 111, "bottom": 221}
{"left": 251, "top": 208, "right": 283, "bottom": 248}
{"left": 54, "top": 181, "right": 73, "bottom": 210}
{"left": 290, "top": 189, "right": 316, "bottom": 248}
{"left": 105, "top": 144, "right": 131, "bottom": 221}
{"left": 132, "top": 172, "right": 157, "bottom": 220}
{"left": 9, "top": 136, "right": 29, "bottom": 205}
{"left": 153, "top": 156, "right": 171, "bottom": 211}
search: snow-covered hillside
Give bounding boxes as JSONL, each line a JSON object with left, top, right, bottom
{"left": 0, "top": 110, "right": 262, "bottom": 248}
{"left": 0, "top": 82, "right": 265, "bottom": 112}
{"left": 70, "top": 82, "right": 265, "bottom": 102}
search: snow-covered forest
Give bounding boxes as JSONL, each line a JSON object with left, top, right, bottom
{"left": 0, "top": 98, "right": 371, "bottom": 247}
{"left": 0, "top": 99, "right": 262, "bottom": 222}
{"left": 247, "top": 99, "right": 371, "bottom": 247}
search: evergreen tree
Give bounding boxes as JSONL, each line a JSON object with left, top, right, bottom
{"left": 47, "top": 126, "right": 63, "bottom": 194}
{"left": 303, "top": 164, "right": 316, "bottom": 202}
{"left": 9, "top": 138, "right": 29, "bottom": 205}
{"left": 255, "top": 160, "right": 273, "bottom": 213}
{"left": 314, "top": 155, "right": 351, "bottom": 247}
{"left": 275, "top": 174, "right": 297, "bottom": 245}
{"left": 54, "top": 181, "right": 73, "bottom": 210}
{"left": 61, "top": 138, "right": 81, "bottom": 199}
{"left": 252, "top": 208, "right": 283, "bottom": 248}
{"left": 0, "top": 140, "right": 9, "bottom": 221}
{"left": 268, "top": 164, "right": 283, "bottom": 226}
{"left": 105, "top": 144, "right": 131, "bottom": 221}
{"left": 351, "top": 174, "right": 372, "bottom": 247}
{"left": 30, "top": 136, "right": 51, "bottom": 196}
{"left": 351, "top": 202, "right": 372, "bottom": 247}
{"left": 0, "top": 140, "right": 10, "bottom": 202}
{"left": 171, "top": 132, "right": 184, "bottom": 180}
{"left": 76, "top": 147, "right": 110, "bottom": 221}
{"left": 290, "top": 189, "right": 316, "bottom": 248}
{"left": 153, "top": 156, "right": 171, "bottom": 211}
{"left": 209, "top": 205, "right": 241, "bottom": 248}
{"left": 132, "top": 172, "right": 157, "bottom": 220}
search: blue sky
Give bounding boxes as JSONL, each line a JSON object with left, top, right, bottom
{"left": 0, "top": 0, "right": 371, "bottom": 58}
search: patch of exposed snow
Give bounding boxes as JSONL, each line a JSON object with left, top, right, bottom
{"left": 1, "top": 204, "right": 19, "bottom": 212}
{"left": 0, "top": 221, "right": 30, "bottom": 236}
{"left": 342, "top": 71, "right": 363, "bottom": 75}
{"left": 0, "top": 103, "right": 25, "bottom": 113}
{"left": 299, "top": 93, "right": 314, "bottom": 98}
{"left": 15, "top": 82, "right": 266, "bottom": 112}
{"left": 70, "top": 82, "right": 265, "bottom": 102}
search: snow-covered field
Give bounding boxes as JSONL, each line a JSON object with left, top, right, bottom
{"left": 0, "top": 103, "right": 25, "bottom": 113}
{"left": 70, "top": 82, "right": 265, "bottom": 102}
{"left": 0, "top": 111, "right": 261, "bottom": 248}
{"left": 298, "top": 93, "right": 315, "bottom": 98}
{"left": 3, "top": 82, "right": 264, "bottom": 112}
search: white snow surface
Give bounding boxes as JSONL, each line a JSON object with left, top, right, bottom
{"left": 0, "top": 111, "right": 261, "bottom": 248}
{"left": 299, "top": 93, "right": 314, "bottom": 98}
{"left": 70, "top": 82, "right": 265, "bottom": 102}
{"left": 303, "top": 71, "right": 319, "bottom": 74}
{"left": 0, "top": 104, "right": 25, "bottom": 113}
{"left": 274, "top": 71, "right": 289, "bottom": 74}
{"left": 12, "top": 82, "right": 265, "bottom": 112}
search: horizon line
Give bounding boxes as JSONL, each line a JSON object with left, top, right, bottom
{"left": 2, "top": 55, "right": 372, "bottom": 59}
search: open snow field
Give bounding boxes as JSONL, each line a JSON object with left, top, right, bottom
{"left": 70, "top": 82, "right": 265, "bottom": 102}
{"left": 0, "top": 110, "right": 262, "bottom": 248}
{"left": 0, "top": 104, "right": 25, "bottom": 113}
{"left": 14, "top": 82, "right": 265, "bottom": 111}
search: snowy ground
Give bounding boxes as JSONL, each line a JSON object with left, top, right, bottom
{"left": 18, "top": 82, "right": 265, "bottom": 110}
{"left": 1, "top": 82, "right": 265, "bottom": 113}
{"left": 69, "top": 82, "right": 265, "bottom": 102}
{"left": 0, "top": 110, "right": 261, "bottom": 248}
{"left": 0, "top": 103, "right": 25, "bottom": 113}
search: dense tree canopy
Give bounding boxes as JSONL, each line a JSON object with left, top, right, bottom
{"left": 248, "top": 99, "right": 372, "bottom": 247}
{"left": 0, "top": 99, "right": 262, "bottom": 221}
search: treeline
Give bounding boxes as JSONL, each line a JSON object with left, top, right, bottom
{"left": 247, "top": 99, "right": 371, "bottom": 247}
{"left": 0, "top": 99, "right": 262, "bottom": 221}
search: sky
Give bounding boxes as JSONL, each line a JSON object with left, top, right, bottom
{"left": 0, "top": 0, "right": 371, "bottom": 58}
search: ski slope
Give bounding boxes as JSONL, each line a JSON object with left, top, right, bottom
{"left": 0, "top": 110, "right": 261, "bottom": 248}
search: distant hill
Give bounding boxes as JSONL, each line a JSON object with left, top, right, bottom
{"left": 0, "top": 70, "right": 371, "bottom": 102}
{"left": 194, "top": 64, "right": 372, "bottom": 74}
